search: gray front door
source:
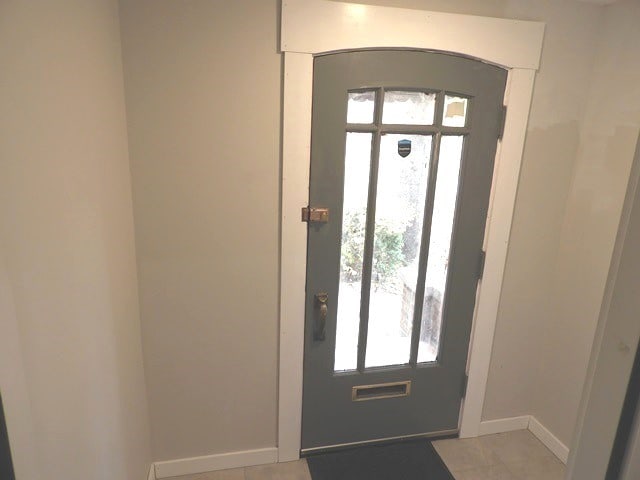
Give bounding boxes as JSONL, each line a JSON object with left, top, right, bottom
{"left": 301, "top": 50, "right": 507, "bottom": 451}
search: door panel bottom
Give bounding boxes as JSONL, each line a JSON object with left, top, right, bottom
{"left": 300, "top": 428, "right": 458, "bottom": 456}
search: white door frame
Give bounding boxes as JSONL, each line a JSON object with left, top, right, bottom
{"left": 278, "top": 0, "right": 545, "bottom": 462}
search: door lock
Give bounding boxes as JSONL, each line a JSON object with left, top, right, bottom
{"left": 302, "top": 207, "right": 329, "bottom": 223}
{"left": 314, "top": 293, "right": 328, "bottom": 341}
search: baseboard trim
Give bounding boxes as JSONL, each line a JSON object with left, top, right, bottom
{"left": 150, "top": 416, "right": 568, "bottom": 477}
{"left": 153, "top": 447, "right": 278, "bottom": 479}
{"left": 478, "top": 415, "right": 569, "bottom": 465}
{"left": 528, "top": 416, "right": 569, "bottom": 464}
{"left": 478, "top": 416, "right": 531, "bottom": 436}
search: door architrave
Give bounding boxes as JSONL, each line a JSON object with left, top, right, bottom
{"left": 278, "top": 0, "right": 545, "bottom": 462}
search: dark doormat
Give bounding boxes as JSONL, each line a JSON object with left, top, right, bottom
{"left": 306, "top": 440, "right": 454, "bottom": 480}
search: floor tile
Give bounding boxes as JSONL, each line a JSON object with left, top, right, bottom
{"left": 451, "top": 463, "right": 517, "bottom": 480}
{"left": 433, "top": 437, "right": 500, "bottom": 472}
{"left": 169, "top": 466, "right": 245, "bottom": 480}
{"left": 504, "top": 456, "right": 565, "bottom": 480}
{"left": 168, "top": 431, "right": 564, "bottom": 480}
{"left": 477, "top": 430, "right": 553, "bottom": 464}
{"left": 245, "top": 460, "right": 311, "bottom": 480}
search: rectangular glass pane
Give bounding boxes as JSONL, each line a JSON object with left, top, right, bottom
{"left": 335, "top": 132, "right": 372, "bottom": 371}
{"left": 442, "top": 95, "right": 468, "bottom": 127}
{"left": 418, "top": 135, "right": 464, "bottom": 363}
{"left": 347, "top": 91, "right": 376, "bottom": 124}
{"left": 382, "top": 91, "right": 436, "bottom": 125}
{"left": 365, "top": 134, "right": 432, "bottom": 368}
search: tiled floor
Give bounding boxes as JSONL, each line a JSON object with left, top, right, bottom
{"left": 433, "top": 430, "right": 565, "bottom": 479}
{"left": 169, "top": 430, "right": 565, "bottom": 480}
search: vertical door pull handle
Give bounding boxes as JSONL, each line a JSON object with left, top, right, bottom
{"left": 314, "top": 293, "right": 328, "bottom": 341}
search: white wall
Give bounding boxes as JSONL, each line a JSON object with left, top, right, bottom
{"left": 0, "top": 1, "right": 151, "bottom": 479}
{"left": 119, "top": 0, "right": 281, "bottom": 461}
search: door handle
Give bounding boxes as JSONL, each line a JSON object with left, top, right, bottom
{"left": 314, "top": 293, "right": 328, "bottom": 341}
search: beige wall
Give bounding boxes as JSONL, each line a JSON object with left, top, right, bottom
{"left": 0, "top": 1, "right": 151, "bottom": 479}
{"left": 532, "top": 0, "right": 640, "bottom": 446}
{"left": 1, "top": 0, "right": 632, "bottom": 471}
{"left": 119, "top": 0, "right": 281, "bottom": 461}
{"left": 567, "top": 126, "right": 640, "bottom": 480}
{"left": 118, "top": 0, "right": 635, "bottom": 462}
{"left": 0, "top": 256, "right": 40, "bottom": 480}
{"left": 481, "top": 1, "right": 604, "bottom": 432}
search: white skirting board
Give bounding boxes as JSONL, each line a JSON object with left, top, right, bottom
{"left": 478, "top": 415, "right": 531, "bottom": 436}
{"left": 528, "top": 416, "right": 570, "bottom": 464}
{"left": 149, "top": 416, "right": 566, "bottom": 477}
{"left": 479, "top": 415, "right": 570, "bottom": 464}
{"left": 153, "top": 447, "right": 278, "bottom": 479}
{"left": 147, "top": 464, "right": 155, "bottom": 480}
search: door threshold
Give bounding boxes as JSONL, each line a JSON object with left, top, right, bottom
{"left": 300, "top": 429, "right": 459, "bottom": 456}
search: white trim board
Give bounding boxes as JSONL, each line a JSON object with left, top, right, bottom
{"left": 153, "top": 448, "right": 278, "bottom": 479}
{"left": 478, "top": 416, "right": 531, "bottom": 436}
{"left": 281, "top": 0, "right": 544, "bottom": 69}
{"left": 279, "top": 0, "right": 545, "bottom": 461}
{"left": 529, "top": 416, "right": 570, "bottom": 464}
{"left": 479, "top": 416, "right": 570, "bottom": 464}
{"left": 146, "top": 415, "right": 568, "bottom": 478}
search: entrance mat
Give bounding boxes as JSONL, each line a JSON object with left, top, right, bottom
{"left": 306, "top": 440, "right": 454, "bottom": 480}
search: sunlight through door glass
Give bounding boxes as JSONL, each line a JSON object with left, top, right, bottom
{"left": 418, "top": 135, "right": 464, "bottom": 363}
{"left": 334, "top": 132, "right": 372, "bottom": 371}
{"left": 365, "top": 134, "right": 432, "bottom": 368}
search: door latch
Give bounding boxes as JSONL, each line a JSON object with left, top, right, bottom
{"left": 314, "top": 292, "right": 328, "bottom": 341}
{"left": 302, "top": 207, "right": 329, "bottom": 223}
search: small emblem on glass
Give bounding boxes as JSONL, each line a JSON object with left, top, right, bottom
{"left": 397, "top": 139, "right": 412, "bottom": 158}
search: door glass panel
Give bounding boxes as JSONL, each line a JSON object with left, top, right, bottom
{"left": 365, "top": 134, "right": 432, "bottom": 368}
{"left": 442, "top": 95, "right": 468, "bottom": 127}
{"left": 347, "top": 91, "right": 376, "bottom": 124}
{"left": 418, "top": 135, "right": 464, "bottom": 363}
{"left": 334, "top": 132, "right": 373, "bottom": 371}
{"left": 382, "top": 91, "right": 436, "bottom": 125}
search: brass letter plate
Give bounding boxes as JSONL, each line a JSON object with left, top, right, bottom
{"left": 301, "top": 207, "right": 329, "bottom": 223}
{"left": 352, "top": 381, "right": 411, "bottom": 401}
